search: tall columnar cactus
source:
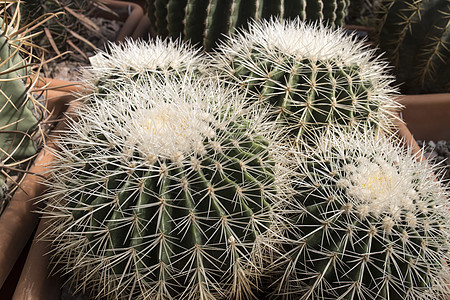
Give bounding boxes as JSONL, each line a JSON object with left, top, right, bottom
{"left": 269, "top": 127, "right": 450, "bottom": 299}
{"left": 213, "top": 18, "right": 400, "bottom": 141}
{"left": 0, "top": 4, "right": 40, "bottom": 213}
{"left": 374, "top": 0, "right": 450, "bottom": 94}
{"left": 43, "top": 71, "right": 290, "bottom": 299}
{"left": 146, "top": 0, "right": 350, "bottom": 51}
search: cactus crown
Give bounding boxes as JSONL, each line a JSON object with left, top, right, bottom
{"left": 87, "top": 38, "right": 210, "bottom": 101}
{"left": 88, "top": 38, "right": 208, "bottom": 81}
{"left": 43, "top": 70, "right": 291, "bottom": 300}
{"left": 213, "top": 18, "right": 400, "bottom": 141}
{"left": 269, "top": 127, "right": 450, "bottom": 299}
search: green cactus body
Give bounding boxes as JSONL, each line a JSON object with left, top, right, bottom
{"left": 375, "top": 0, "right": 450, "bottom": 94}
{"left": 0, "top": 12, "right": 38, "bottom": 159}
{"left": 147, "top": 0, "right": 158, "bottom": 29}
{"left": 147, "top": 0, "right": 350, "bottom": 51}
{"left": 155, "top": 0, "right": 170, "bottom": 36}
{"left": 306, "top": 0, "right": 324, "bottom": 22}
{"left": 167, "top": 0, "right": 187, "bottom": 37}
{"left": 284, "top": 0, "right": 307, "bottom": 20}
{"left": 0, "top": 26, "right": 38, "bottom": 162}
{"left": 0, "top": 9, "right": 40, "bottom": 215}
{"left": 213, "top": 19, "right": 399, "bottom": 141}
{"left": 335, "top": 0, "right": 349, "bottom": 25}
{"left": 44, "top": 71, "right": 287, "bottom": 299}
{"left": 272, "top": 128, "right": 450, "bottom": 299}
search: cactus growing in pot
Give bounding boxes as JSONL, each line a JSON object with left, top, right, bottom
{"left": 212, "top": 18, "right": 400, "bottom": 141}
{"left": 146, "top": 0, "right": 351, "bottom": 51}
{"left": 42, "top": 68, "right": 291, "bottom": 299}
{"left": 268, "top": 127, "right": 450, "bottom": 299}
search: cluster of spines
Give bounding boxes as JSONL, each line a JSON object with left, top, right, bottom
{"left": 264, "top": 127, "right": 450, "bottom": 299}
{"left": 375, "top": 0, "right": 450, "bottom": 94}
{"left": 213, "top": 18, "right": 400, "bottom": 141}
{"left": 87, "top": 37, "right": 209, "bottom": 100}
{"left": 43, "top": 71, "right": 290, "bottom": 299}
{"left": 40, "top": 15, "right": 450, "bottom": 300}
{"left": 146, "top": 0, "right": 350, "bottom": 51}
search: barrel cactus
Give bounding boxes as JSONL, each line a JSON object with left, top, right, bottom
{"left": 213, "top": 18, "right": 400, "bottom": 141}
{"left": 87, "top": 38, "right": 208, "bottom": 97}
{"left": 43, "top": 71, "right": 290, "bottom": 299}
{"left": 146, "top": 0, "right": 350, "bottom": 51}
{"left": 374, "top": 0, "right": 450, "bottom": 94}
{"left": 0, "top": 5, "right": 40, "bottom": 214}
{"left": 269, "top": 127, "right": 450, "bottom": 299}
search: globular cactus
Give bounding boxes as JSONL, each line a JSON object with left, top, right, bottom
{"left": 374, "top": 0, "right": 450, "bottom": 94}
{"left": 43, "top": 70, "right": 290, "bottom": 299}
{"left": 269, "top": 127, "right": 450, "bottom": 299}
{"left": 213, "top": 18, "right": 400, "bottom": 141}
{"left": 0, "top": 4, "right": 40, "bottom": 213}
{"left": 87, "top": 38, "right": 208, "bottom": 96}
{"left": 146, "top": 0, "right": 351, "bottom": 51}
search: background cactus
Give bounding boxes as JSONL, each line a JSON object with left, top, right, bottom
{"left": 146, "top": 0, "right": 351, "bottom": 51}
{"left": 87, "top": 38, "right": 208, "bottom": 97}
{"left": 346, "top": 0, "right": 381, "bottom": 26}
{"left": 213, "top": 18, "right": 400, "bottom": 141}
{"left": 374, "top": 0, "right": 450, "bottom": 94}
{"left": 0, "top": 3, "right": 41, "bottom": 214}
{"left": 268, "top": 127, "right": 450, "bottom": 299}
{"left": 43, "top": 70, "right": 290, "bottom": 299}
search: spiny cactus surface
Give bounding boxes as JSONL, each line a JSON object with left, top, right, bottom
{"left": 270, "top": 127, "right": 450, "bottom": 299}
{"left": 146, "top": 0, "right": 350, "bottom": 51}
{"left": 0, "top": 4, "right": 40, "bottom": 214}
{"left": 375, "top": 0, "right": 450, "bottom": 94}
{"left": 0, "top": 23, "right": 38, "bottom": 162}
{"left": 43, "top": 72, "right": 290, "bottom": 300}
{"left": 87, "top": 38, "right": 208, "bottom": 96}
{"left": 213, "top": 18, "right": 400, "bottom": 141}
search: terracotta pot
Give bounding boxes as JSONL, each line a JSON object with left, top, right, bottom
{"left": 0, "top": 79, "right": 80, "bottom": 296}
{"left": 11, "top": 214, "right": 64, "bottom": 299}
{"left": 96, "top": 0, "right": 145, "bottom": 43}
{"left": 397, "top": 93, "right": 450, "bottom": 142}
{"left": 132, "top": 13, "right": 156, "bottom": 40}
{"left": 395, "top": 117, "right": 426, "bottom": 162}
